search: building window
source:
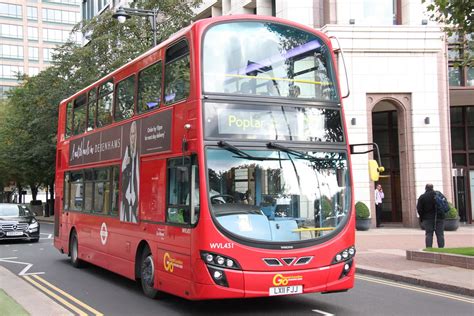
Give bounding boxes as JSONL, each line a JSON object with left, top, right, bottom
{"left": 451, "top": 106, "right": 474, "bottom": 167}
{"left": 0, "top": 65, "right": 23, "bottom": 79}
{"left": 0, "top": 3, "right": 22, "bottom": 19}
{"left": 0, "top": 44, "right": 23, "bottom": 59}
{"left": 44, "top": 0, "right": 81, "bottom": 5}
{"left": 42, "top": 8, "right": 80, "bottom": 24}
{"left": 0, "top": 85, "right": 13, "bottom": 99}
{"left": 28, "top": 26, "right": 38, "bottom": 40}
{"left": 43, "top": 28, "right": 71, "bottom": 43}
{"left": 28, "top": 67, "right": 39, "bottom": 77}
{"left": 346, "top": 0, "right": 399, "bottom": 25}
{"left": 27, "top": 6, "right": 37, "bottom": 20}
{"left": 43, "top": 47, "right": 55, "bottom": 62}
{"left": 0, "top": 24, "right": 23, "bottom": 39}
{"left": 448, "top": 33, "right": 474, "bottom": 87}
{"left": 28, "top": 47, "right": 39, "bottom": 61}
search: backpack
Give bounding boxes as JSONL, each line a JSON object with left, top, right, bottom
{"left": 434, "top": 191, "right": 449, "bottom": 214}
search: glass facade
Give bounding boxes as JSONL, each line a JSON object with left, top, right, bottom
{"left": 448, "top": 33, "right": 474, "bottom": 87}
{"left": 0, "top": 0, "right": 80, "bottom": 98}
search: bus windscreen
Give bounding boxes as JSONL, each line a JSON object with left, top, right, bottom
{"left": 206, "top": 148, "right": 350, "bottom": 243}
{"left": 203, "top": 21, "right": 339, "bottom": 101}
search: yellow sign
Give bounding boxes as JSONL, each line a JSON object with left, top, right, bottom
{"left": 163, "top": 252, "right": 183, "bottom": 273}
{"left": 272, "top": 273, "right": 303, "bottom": 286}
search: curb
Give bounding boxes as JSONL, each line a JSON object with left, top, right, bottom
{"left": 0, "top": 266, "right": 72, "bottom": 316}
{"left": 356, "top": 267, "right": 474, "bottom": 297}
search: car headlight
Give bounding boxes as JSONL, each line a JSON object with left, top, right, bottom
{"left": 29, "top": 221, "right": 39, "bottom": 229}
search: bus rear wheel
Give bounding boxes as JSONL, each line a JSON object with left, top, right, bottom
{"left": 140, "top": 248, "right": 159, "bottom": 299}
{"left": 70, "top": 231, "right": 83, "bottom": 268}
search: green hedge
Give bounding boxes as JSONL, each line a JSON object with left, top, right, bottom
{"left": 355, "top": 201, "right": 370, "bottom": 219}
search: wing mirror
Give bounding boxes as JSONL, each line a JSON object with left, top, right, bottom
{"left": 350, "top": 143, "right": 384, "bottom": 181}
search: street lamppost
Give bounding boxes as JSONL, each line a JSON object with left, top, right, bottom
{"left": 112, "top": 6, "right": 159, "bottom": 46}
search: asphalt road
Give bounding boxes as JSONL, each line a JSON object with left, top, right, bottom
{"left": 0, "top": 222, "right": 472, "bottom": 316}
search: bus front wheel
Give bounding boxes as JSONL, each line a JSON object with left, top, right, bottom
{"left": 140, "top": 248, "right": 159, "bottom": 299}
{"left": 70, "top": 231, "right": 83, "bottom": 268}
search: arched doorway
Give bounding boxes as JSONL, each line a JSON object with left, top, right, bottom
{"left": 372, "top": 101, "right": 402, "bottom": 223}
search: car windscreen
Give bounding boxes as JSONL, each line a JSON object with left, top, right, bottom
{"left": 0, "top": 204, "right": 28, "bottom": 217}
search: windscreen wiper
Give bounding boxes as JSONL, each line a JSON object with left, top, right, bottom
{"left": 266, "top": 142, "right": 314, "bottom": 160}
{"left": 218, "top": 141, "right": 286, "bottom": 161}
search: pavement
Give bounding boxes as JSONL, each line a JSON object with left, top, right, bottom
{"left": 355, "top": 224, "right": 474, "bottom": 296}
{"left": 1, "top": 218, "right": 472, "bottom": 315}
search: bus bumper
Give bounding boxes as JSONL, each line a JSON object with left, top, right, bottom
{"left": 191, "top": 260, "right": 354, "bottom": 300}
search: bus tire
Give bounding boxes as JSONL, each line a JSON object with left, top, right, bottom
{"left": 70, "top": 231, "right": 84, "bottom": 268}
{"left": 140, "top": 247, "right": 159, "bottom": 299}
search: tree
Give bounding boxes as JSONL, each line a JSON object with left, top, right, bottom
{"left": 424, "top": 0, "right": 473, "bottom": 35}
{"left": 0, "top": 0, "right": 202, "bottom": 202}
{"left": 423, "top": 0, "right": 474, "bottom": 66}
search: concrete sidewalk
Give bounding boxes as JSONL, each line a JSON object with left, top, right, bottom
{"left": 355, "top": 225, "right": 474, "bottom": 296}
{"left": 0, "top": 266, "right": 72, "bottom": 316}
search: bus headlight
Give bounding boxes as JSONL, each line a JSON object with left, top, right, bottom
{"left": 332, "top": 246, "right": 356, "bottom": 264}
{"left": 200, "top": 251, "right": 241, "bottom": 270}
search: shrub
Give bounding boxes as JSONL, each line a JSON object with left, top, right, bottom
{"left": 355, "top": 201, "right": 370, "bottom": 219}
{"left": 445, "top": 203, "right": 459, "bottom": 220}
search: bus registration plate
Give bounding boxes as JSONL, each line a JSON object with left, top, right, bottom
{"left": 6, "top": 231, "right": 23, "bottom": 236}
{"left": 269, "top": 285, "right": 303, "bottom": 296}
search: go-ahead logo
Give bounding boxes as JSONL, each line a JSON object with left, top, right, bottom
{"left": 272, "top": 274, "right": 303, "bottom": 286}
{"left": 163, "top": 252, "right": 184, "bottom": 273}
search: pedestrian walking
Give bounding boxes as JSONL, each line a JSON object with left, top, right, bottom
{"left": 374, "top": 184, "right": 384, "bottom": 227}
{"left": 417, "top": 184, "right": 445, "bottom": 248}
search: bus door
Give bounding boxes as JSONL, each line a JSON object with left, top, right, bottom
{"left": 156, "top": 156, "right": 198, "bottom": 295}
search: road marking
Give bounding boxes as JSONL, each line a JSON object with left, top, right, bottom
{"left": 40, "top": 233, "right": 52, "bottom": 239}
{"left": 31, "top": 275, "right": 104, "bottom": 316}
{"left": 0, "top": 257, "right": 44, "bottom": 275}
{"left": 357, "top": 275, "right": 474, "bottom": 304}
{"left": 23, "top": 275, "right": 88, "bottom": 316}
{"left": 312, "top": 308, "right": 334, "bottom": 315}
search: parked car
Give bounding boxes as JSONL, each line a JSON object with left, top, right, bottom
{"left": 0, "top": 203, "right": 40, "bottom": 242}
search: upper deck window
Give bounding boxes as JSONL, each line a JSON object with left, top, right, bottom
{"left": 115, "top": 75, "right": 135, "bottom": 121}
{"left": 97, "top": 80, "right": 113, "bottom": 128}
{"left": 87, "top": 88, "right": 97, "bottom": 131}
{"left": 164, "top": 40, "right": 190, "bottom": 105}
{"left": 203, "top": 21, "right": 338, "bottom": 102}
{"left": 72, "top": 94, "right": 86, "bottom": 135}
{"left": 138, "top": 61, "right": 162, "bottom": 113}
{"left": 65, "top": 101, "right": 73, "bottom": 138}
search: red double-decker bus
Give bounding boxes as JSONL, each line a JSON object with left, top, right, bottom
{"left": 54, "top": 15, "right": 361, "bottom": 300}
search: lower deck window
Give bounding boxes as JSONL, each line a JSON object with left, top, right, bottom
{"left": 63, "top": 165, "right": 119, "bottom": 215}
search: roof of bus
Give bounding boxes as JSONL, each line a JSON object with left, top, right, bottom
{"left": 60, "top": 14, "right": 327, "bottom": 105}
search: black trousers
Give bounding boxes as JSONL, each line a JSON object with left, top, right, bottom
{"left": 423, "top": 218, "right": 445, "bottom": 248}
{"left": 375, "top": 203, "right": 383, "bottom": 227}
